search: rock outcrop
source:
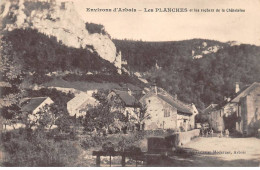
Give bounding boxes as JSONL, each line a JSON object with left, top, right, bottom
{"left": 0, "top": 0, "right": 121, "bottom": 72}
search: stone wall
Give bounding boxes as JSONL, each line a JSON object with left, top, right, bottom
{"left": 165, "top": 129, "right": 200, "bottom": 147}
{"left": 240, "top": 87, "right": 260, "bottom": 136}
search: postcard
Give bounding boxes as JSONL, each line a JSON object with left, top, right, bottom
{"left": 0, "top": 0, "right": 260, "bottom": 167}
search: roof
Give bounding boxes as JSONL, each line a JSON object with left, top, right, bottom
{"left": 112, "top": 89, "right": 139, "bottom": 107}
{"left": 231, "top": 82, "right": 260, "bottom": 103}
{"left": 21, "top": 97, "right": 49, "bottom": 112}
{"left": 67, "top": 93, "right": 98, "bottom": 108}
{"left": 140, "top": 87, "right": 194, "bottom": 115}
{"left": 203, "top": 104, "right": 218, "bottom": 114}
{"left": 157, "top": 94, "right": 193, "bottom": 115}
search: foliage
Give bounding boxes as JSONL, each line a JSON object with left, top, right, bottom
{"left": 195, "top": 114, "right": 208, "bottom": 123}
{"left": 85, "top": 22, "right": 110, "bottom": 37}
{"left": 1, "top": 29, "right": 117, "bottom": 84}
{"left": 24, "top": 88, "right": 74, "bottom": 131}
{"left": 113, "top": 39, "right": 260, "bottom": 110}
{"left": 1, "top": 129, "right": 80, "bottom": 167}
{"left": 82, "top": 90, "right": 129, "bottom": 133}
{"left": 130, "top": 104, "right": 150, "bottom": 130}
{"left": 23, "top": 0, "right": 51, "bottom": 17}
{"left": 0, "top": 38, "right": 23, "bottom": 127}
{"left": 80, "top": 135, "right": 106, "bottom": 149}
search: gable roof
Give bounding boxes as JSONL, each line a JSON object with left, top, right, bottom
{"left": 21, "top": 97, "right": 49, "bottom": 112}
{"left": 67, "top": 92, "right": 98, "bottom": 108}
{"left": 112, "top": 89, "right": 139, "bottom": 107}
{"left": 157, "top": 94, "right": 193, "bottom": 114}
{"left": 203, "top": 104, "right": 218, "bottom": 114}
{"left": 231, "top": 82, "right": 260, "bottom": 103}
{"left": 140, "top": 87, "right": 194, "bottom": 115}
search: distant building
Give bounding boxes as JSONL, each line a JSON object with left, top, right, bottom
{"left": 139, "top": 85, "right": 198, "bottom": 131}
{"left": 19, "top": 97, "right": 54, "bottom": 129}
{"left": 203, "top": 104, "right": 225, "bottom": 132}
{"left": 67, "top": 92, "right": 99, "bottom": 118}
{"left": 203, "top": 104, "right": 218, "bottom": 115}
{"left": 21, "top": 97, "right": 54, "bottom": 115}
{"left": 207, "top": 107, "right": 225, "bottom": 132}
{"left": 229, "top": 82, "right": 260, "bottom": 135}
{"left": 209, "top": 82, "right": 260, "bottom": 136}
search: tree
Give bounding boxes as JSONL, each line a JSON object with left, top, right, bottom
{"left": 0, "top": 39, "right": 24, "bottom": 130}
{"left": 131, "top": 104, "right": 150, "bottom": 130}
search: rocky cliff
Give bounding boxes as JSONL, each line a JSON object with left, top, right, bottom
{"left": 0, "top": 0, "right": 120, "bottom": 71}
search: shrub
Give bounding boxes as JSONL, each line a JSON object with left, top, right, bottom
{"left": 85, "top": 22, "right": 107, "bottom": 35}
{"left": 1, "top": 130, "right": 80, "bottom": 166}
{"left": 23, "top": 1, "right": 51, "bottom": 17}
{"left": 80, "top": 135, "right": 106, "bottom": 150}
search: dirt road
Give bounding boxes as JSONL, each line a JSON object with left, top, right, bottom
{"left": 164, "top": 137, "right": 260, "bottom": 167}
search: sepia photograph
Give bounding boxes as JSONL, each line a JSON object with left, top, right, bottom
{"left": 0, "top": 0, "right": 260, "bottom": 167}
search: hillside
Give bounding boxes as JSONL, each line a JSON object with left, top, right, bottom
{"left": 0, "top": 0, "right": 120, "bottom": 69}
{"left": 0, "top": 0, "right": 147, "bottom": 90}
{"left": 113, "top": 39, "right": 260, "bottom": 110}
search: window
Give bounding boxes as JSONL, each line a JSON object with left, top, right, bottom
{"left": 164, "top": 109, "right": 170, "bottom": 117}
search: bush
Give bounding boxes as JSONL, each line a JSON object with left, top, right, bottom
{"left": 80, "top": 135, "right": 106, "bottom": 150}
{"left": 1, "top": 130, "right": 80, "bottom": 166}
{"left": 85, "top": 22, "right": 108, "bottom": 35}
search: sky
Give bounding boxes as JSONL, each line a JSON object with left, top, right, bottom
{"left": 73, "top": 0, "right": 260, "bottom": 45}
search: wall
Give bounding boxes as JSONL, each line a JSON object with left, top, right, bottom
{"left": 141, "top": 95, "right": 178, "bottom": 130}
{"left": 209, "top": 109, "right": 225, "bottom": 132}
{"left": 165, "top": 129, "right": 200, "bottom": 147}
{"left": 240, "top": 87, "right": 260, "bottom": 136}
{"left": 177, "top": 113, "right": 192, "bottom": 131}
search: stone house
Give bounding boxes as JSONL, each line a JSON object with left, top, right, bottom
{"left": 203, "top": 104, "right": 225, "bottom": 132}
{"left": 208, "top": 82, "right": 260, "bottom": 136}
{"left": 207, "top": 107, "right": 225, "bottom": 132}
{"left": 139, "top": 86, "right": 198, "bottom": 131}
{"left": 67, "top": 92, "right": 99, "bottom": 118}
{"left": 229, "top": 82, "right": 260, "bottom": 135}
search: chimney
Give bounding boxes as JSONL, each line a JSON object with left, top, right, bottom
{"left": 152, "top": 84, "right": 157, "bottom": 95}
{"left": 127, "top": 88, "right": 132, "bottom": 96}
{"left": 235, "top": 82, "right": 240, "bottom": 93}
{"left": 174, "top": 94, "right": 177, "bottom": 100}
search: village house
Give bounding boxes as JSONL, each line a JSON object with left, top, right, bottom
{"left": 107, "top": 89, "right": 141, "bottom": 130}
{"left": 203, "top": 104, "right": 218, "bottom": 115}
{"left": 228, "top": 82, "right": 260, "bottom": 136}
{"left": 139, "top": 85, "right": 198, "bottom": 131}
{"left": 202, "top": 104, "right": 224, "bottom": 132}
{"left": 16, "top": 97, "right": 54, "bottom": 130}
{"left": 208, "top": 82, "right": 260, "bottom": 136}
{"left": 20, "top": 97, "right": 54, "bottom": 114}
{"left": 67, "top": 92, "right": 99, "bottom": 118}
{"left": 206, "top": 106, "right": 225, "bottom": 132}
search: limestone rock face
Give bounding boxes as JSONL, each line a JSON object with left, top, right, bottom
{"left": 1, "top": 0, "right": 120, "bottom": 69}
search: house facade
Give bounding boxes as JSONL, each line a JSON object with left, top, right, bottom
{"left": 139, "top": 86, "right": 198, "bottom": 131}
{"left": 203, "top": 104, "right": 225, "bottom": 132}
{"left": 234, "top": 83, "right": 260, "bottom": 135}
{"left": 67, "top": 92, "right": 99, "bottom": 118}
{"left": 208, "top": 108, "right": 225, "bottom": 132}
{"left": 209, "top": 82, "right": 260, "bottom": 136}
